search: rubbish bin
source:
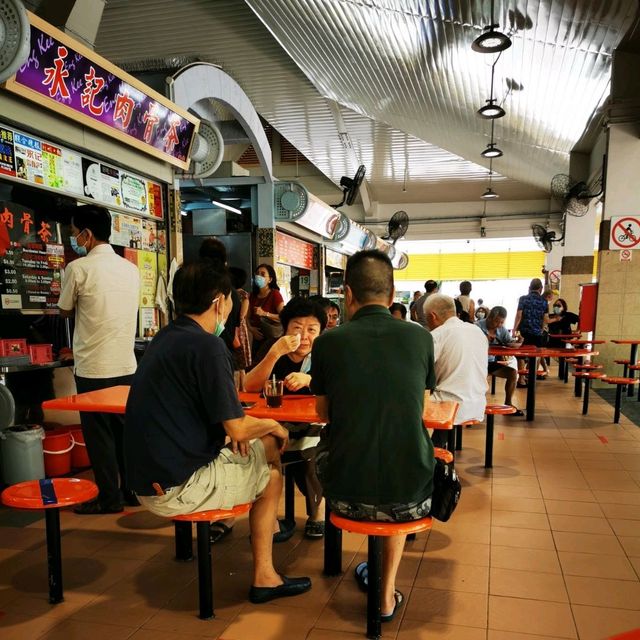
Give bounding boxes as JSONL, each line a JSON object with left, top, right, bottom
{"left": 0, "top": 425, "right": 46, "bottom": 485}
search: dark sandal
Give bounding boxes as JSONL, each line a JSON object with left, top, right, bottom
{"left": 209, "top": 521, "right": 233, "bottom": 544}
{"left": 354, "top": 561, "right": 368, "bottom": 592}
{"left": 381, "top": 590, "right": 404, "bottom": 622}
{"left": 507, "top": 406, "right": 525, "bottom": 417}
{"left": 304, "top": 519, "right": 325, "bottom": 539}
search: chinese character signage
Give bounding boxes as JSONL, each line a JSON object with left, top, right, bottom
{"left": 276, "top": 232, "right": 315, "bottom": 270}
{"left": 5, "top": 13, "right": 199, "bottom": 169}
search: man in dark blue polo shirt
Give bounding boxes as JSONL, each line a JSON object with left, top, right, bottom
{"left": 124, "top": 260, "right": 311, "bottom": 604}
{"left": 310, "top": 250, "right": 436, "bottom": 622}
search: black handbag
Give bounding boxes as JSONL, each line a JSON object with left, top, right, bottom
{"left": 429, "top": 457, "right": 461, "bottom": 522}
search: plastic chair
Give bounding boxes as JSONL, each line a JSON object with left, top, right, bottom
{"left": 573, "top": 371, "right": 605, "bottom": 415}
{"left": 330, "top": 512, "right": 433, "bottom": 639}
{"left": 603, "top": 377, "right": 640, "bottom": 424}
{"left": 172, "top": 503, "right": 252, "bottom": 619}
{"left": 484, "top": 404, "right": 517, "bottom": 468}
{"left": 1, "top": 478, "right": 98, "bottom": 604}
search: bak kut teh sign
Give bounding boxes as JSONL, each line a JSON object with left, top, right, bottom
{"left": 4, "top": 13, "right": 199, "bottom": 169}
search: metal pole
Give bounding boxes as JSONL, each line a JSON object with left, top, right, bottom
{"left": 45, "top": 508, "right": 63, "bottom": 604}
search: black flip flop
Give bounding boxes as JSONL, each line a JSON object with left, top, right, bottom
{"left": 209, "top": 521, "right": 233, "bottom": 544}
{"left": 381, "top": 590, "right": 405, "bottom": 622}
{"left": 354, "top": 561, "right": 368, "bottom": 592}
{"left": 506, "top": 406, "right": 525, "bottom": 417}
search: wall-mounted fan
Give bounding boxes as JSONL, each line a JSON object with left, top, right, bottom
{"left": 532, "top": 223, "right": 558, "bottom": 253}
{"left": 0, "top": 0, "right": 30, "bottom": 84}
{"left": 333, "top": 164, "right": 366, "bottom": 208}
{"left": 186, "top": 120, "right": 225, "bottom": 178}
{"left": 550, "top": 173, "right": 602, "bottom": 218}
{"left": 273, "top": 182, "right": 307, "bottom": 219}
{"left": 382, "top": 210, "right": 409, "bottom": 245}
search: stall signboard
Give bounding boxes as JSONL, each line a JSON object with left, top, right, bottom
{"left": 276, "top": 231, "right": 315, "bottom": 269}
{"left": 5, "top": 13, "right": 199, "bottom": 169}
{"left": 325, "top": 247, "right": 347, "bottom": 270}
{"left": 0, "top": 202, "right": 63, "bottom": 311}
{"left": 0, "top": 122, "right": 164, "bottom": 219}
{"left": 292, "top": 193, "right": 341, "bottom": 240}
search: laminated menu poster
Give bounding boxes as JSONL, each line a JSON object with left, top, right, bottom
{"left": 0, "top": 127, "right": 16, "bottom": 177}
{"left": 14, "top": 132, "right": 44, "bottom": 185}
{"left": 42, "top": 143, "right": 64, "bottom": 190}
{"left": 138, "top": 250, "right": 157, "bottom": 308}
{"left": 111, "top": 212, "right": 143, "bottom": 249}
{"left": 141, "top": 219, "right": 157, "bottom": 251}
{"left": 0, "top": 203, "right": 64, "bottom": 311}
{"left": 121, "top": 174, "right": 147, "bottom": 213}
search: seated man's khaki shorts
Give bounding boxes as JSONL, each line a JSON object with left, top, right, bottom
{"left": 139, "top": 439, "right": 271, "bottom": 518}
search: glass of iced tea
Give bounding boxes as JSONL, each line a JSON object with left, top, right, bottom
{"left": 264, "top": 380, "right": 284, "bottom": 408}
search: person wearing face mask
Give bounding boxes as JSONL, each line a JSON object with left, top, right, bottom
{"left": 124, "top": 261, "right": 311, "bottom": 604}
{"left": 58, "top": 205, "right": 140, "bottom": 514}
{"left": 547, "top": 298, "right": 579, "bottom": 347}
{"left": 245, "top": 297, "right": 328, "bottom": 539}
{"left": 475, "top": 305, "right": 490, "bottom": 321}
{"left": 249, "top": 264, "right": 285, "bottom": 359}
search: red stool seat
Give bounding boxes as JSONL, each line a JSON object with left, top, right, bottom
{"left": 434, "top": 447, "right": 454, "bottom": 465}
{"left": 607, "top": 628, "right": 640, "bottom": 639}
{"left": 615, "top": 359, "right": 631, "bottom": 365}
{"left": 172, "top": 503, "right": 251, "bottom": 522}
{"left": 485, "top": 404, "right": 517, "bottom": 415}
{"left": 629, "top": 364, "right": 640, "bottom": 371}
{"left": 1, "top": 478, "right": 97, "bottom": 605}
{"left": 574, "top": 364, "right": 603, "bottom": 370}
{"left": 329, "top": 512, "right": 433, "bottom": 638}
{"left": 604, "top": 377, "right": 638, "bottom": 385}
{"left": 171, "top": 503, "right": 253, "bottom": 619}
{"left": 517, "top": 369, "right": 529, "bottom": 375}
{"left": 573, "top": 372, "right": 605, "bottom": 379}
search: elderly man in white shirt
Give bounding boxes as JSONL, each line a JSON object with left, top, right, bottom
{"left": 58, "top": 205, "right": 140, "bottom": 514}
{"left": 424, "top": 294, "right": 488, "bottom": 448}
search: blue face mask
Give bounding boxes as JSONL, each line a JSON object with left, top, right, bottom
{"left": 254, "top": 275, "right": 267, "bottom": 288}
{"left": 70, "top": 232, "right": 87, "bottom": 256}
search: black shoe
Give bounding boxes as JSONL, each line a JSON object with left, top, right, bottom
{"left": 304, "top": 519, "right": 325, "bottom": 539}
{"left": 273, "top": 519, "right": 296, "bottom": 543}
{"left": 121, "top": 490, "right": 141, "bottom": 507}
{"left": 249, "top": 576, "right": 311, "bottom": 604}
{"left": 73, "top": 499, "right": 123, "bottom": 515}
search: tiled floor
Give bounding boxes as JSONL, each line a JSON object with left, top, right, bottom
{"left": 1, "top": 371, "right": 640, "bottom": 640}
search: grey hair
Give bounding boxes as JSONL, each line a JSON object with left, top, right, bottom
{"left": 424, "top": 293, "right": 456, "bottom": 320}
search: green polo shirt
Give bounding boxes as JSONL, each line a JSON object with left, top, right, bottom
{"left": 310, "top": 305, "right": 436, "bottom": 506}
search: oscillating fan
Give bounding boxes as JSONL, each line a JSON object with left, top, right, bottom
{"left": 333, "top": 165, "right": 366, "bottom": 208}
{"left": 382, "top": 210, "right": 409, "bottom": 245}
{"left": 532, "top": 224, "right": 557, "bottom": 253}
{"left": 0, "top": 0, "right": 30, "bottom": 84}
{"left": 550, "top": 173, "right": 598, "bottom": 218}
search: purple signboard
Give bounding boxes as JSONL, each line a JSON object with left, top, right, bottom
{"left": 7, "top": 15, "right": 198, "bottom": 169}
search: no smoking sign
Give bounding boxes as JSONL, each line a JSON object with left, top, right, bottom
{"left": 610, "top": 216, "right": 640, "bottom": 250}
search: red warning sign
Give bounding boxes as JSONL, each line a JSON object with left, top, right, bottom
{"left": 610, "top": 216, "right": 640, "bottom": 250}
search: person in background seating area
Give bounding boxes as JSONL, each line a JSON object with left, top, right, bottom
{"left": 455, "top": 281, "right": 476, "bottom": 323}
{"left": 424, "top": 294, "right": 488, "bottom": 447}
{"left": 477, "top": 306, "right": 525, "bottom": 416}
{"left": 245, "top": 297, "right": 328, "bottom": 539}
{"left": 414, "top": 279, "right": 439, "bottom": 328}
{"left": 311, "top": 250, "right": 436, "bottom": 622}
{"left": 409, "top": 290, "right": 422, "bottom": 321}
{"left": 513, "top": 278, "right": 549, "bottom": 387}
{"left": 58, "top": 204, "right": 140, "bottom": 514}
{"left": 475, "top": 305, "right": 490, "bottom": 321}
{"left": 389, "top": 302, "right": 407, "bottom": 320}
{"left": 547, "top": 298, "right": 580, "bottom": 347}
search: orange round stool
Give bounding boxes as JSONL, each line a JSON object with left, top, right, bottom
{"left": 1, "top": 478, "right": 97, "bottom": 604}
{"left": 604, "top": 377, "right": 639, "bottom": 424}
{"left": 434, "top": 447, "right": 454, "bottom": 465}
{"left": 484, "top": 404, "right": 517, "bottom": 468}
{"left": 172, "top": 503, "right": 252, "bottom": 619}
{"left": 330, "top": 512, "right": 433, "bottom": 639}
{"left": 630, "top": 365, "right": 640, "bottom": 402}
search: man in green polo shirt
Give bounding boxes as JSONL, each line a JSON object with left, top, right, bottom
{"left": 310, "top": 249, "right": 436, "bottom": 623}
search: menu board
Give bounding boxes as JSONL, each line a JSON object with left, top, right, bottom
{"left": 0, "top": 121, "right": 165, "bottom": 219}
{"left": 0, "top": 202, "right": 64, "bottom": 311}
{"left": 275, "top": 231, "right": 315, "bottom": 269}
{"left": 325, "top": 248, "right": 347, "bottom": 270}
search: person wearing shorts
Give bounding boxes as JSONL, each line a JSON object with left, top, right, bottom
{"left": 311, "top": 250, "right": 436, "bottom": 622}
{"left": 124, "top": 260, "right": 311, "bottom": 604}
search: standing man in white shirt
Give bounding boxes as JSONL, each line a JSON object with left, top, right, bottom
{"left": 58, "top": 205, "right": 140, "bottom": 514}
{"left": 424, "top": 294, "right": 488, "bottom": 448}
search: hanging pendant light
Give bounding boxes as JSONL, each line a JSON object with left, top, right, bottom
{"left": 478, "top": 98, "right": 505, "bottom": 119}
{"left": 481, "top": 142, "right": 503, "bottom": 158}
{"left": 472, "top": 0, "right": 512, "bottom": 53}
{"left": 481, "top": 187, "right": 499, "bottom": 199}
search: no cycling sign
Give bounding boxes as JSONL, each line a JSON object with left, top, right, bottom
{"left": 609, "top": 216, "right": 640, "bottom": 250}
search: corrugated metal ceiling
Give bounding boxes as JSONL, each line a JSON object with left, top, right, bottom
{"left": 93, "top": 0, "right": 636, "bottom": 208}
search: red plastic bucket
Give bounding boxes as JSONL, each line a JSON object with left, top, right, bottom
{"left": 43, "top": 429, "right": 73, "bottom": 477}
{"left": 70, "top": 428, "right": 91, "bottom": 468}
